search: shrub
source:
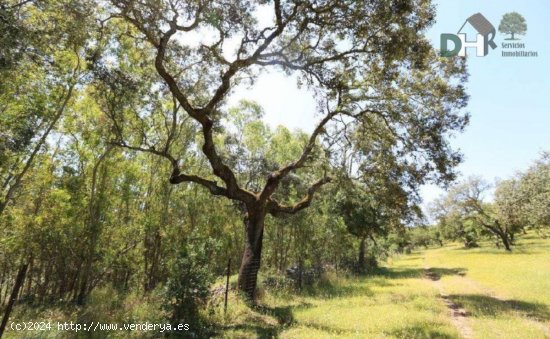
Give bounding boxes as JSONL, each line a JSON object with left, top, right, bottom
{"left": 163, "top": 237, "right": 219, "bottom": 335}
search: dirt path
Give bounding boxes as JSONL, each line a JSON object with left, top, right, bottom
{"left": 423, "top": 267, "right": 473, "bottom": 339}
{"left": 437, "top": 269, "right": 550, "bottom": 337}
{"left": 422, "top": 254, "right": 550, "bottom": 339}
{"left": 458, "top": 277, "right": 550, "bottom": 337}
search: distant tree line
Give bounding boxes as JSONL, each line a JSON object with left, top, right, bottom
{"left": 426, "top": 153, "right": 550, "bottom": 251}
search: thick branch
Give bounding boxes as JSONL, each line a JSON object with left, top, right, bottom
{"left": 122, "top": 16, "right": 253, "bottom": 203}
{"left": 110, "top": 141, "right": 229, "bottom": 197}
{"left": 169, "top": 168, "right": 229, "bottom": 197}
{"left": 110, "top": 141, "right": 177, "bottom": 166}
{"left": 259, "top": 109, "right": 339, "bottom": 202}
{"left": 202, "top": 0, "right": 295, "bottom": 114}
{"left": 116, "top": 1, "right": 295, "bottom": 205}
{"left": 267, "top": 176, "right": 331, "bottom": 216}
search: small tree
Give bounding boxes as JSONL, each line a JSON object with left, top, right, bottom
{"left": 430, "top": 199, "right": 480, "bottom": 248}
{"left": 500, "top": 152, "right": 550, "bottom": 236}
{"left": 164, "top": 237, "right": 218, "bottom": 333}
{"left": 494, "top": 178, "right": 524, "bottom": 242}
{"left": 334, "top": 160, "right": 422, "bottom": 272}
{"left": 336, "top": 190, "right": 386, "bottom": 273}
{"left": 432, "top": 177, "right": 514, "bottom": 251}
{"left": 499, "top": 12, "right": 527, "bottom": 40}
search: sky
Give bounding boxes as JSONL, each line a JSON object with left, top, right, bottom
{"left": 227, "top": 1, "right": 550, "bottom": 214}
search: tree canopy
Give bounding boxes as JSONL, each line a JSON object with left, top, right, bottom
{"left": 91, "top": 0, "right": 469, "bottom": 299}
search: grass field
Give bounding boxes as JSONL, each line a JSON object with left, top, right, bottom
{"left": 5, "top": 234, "right": 549, "bottom": 338}
{"left": 216, "top": 233, "right": 550, "bottom": 338}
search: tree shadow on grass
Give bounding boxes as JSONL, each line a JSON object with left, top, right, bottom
{"left": 301, "top": 322, "right": 356, "bottom": 336}
{"left": 300, "top": 279, "right": 375, "bottom": 299}
{"left": 450, "top": 237, "right": 550, "bottom": 255}
{"left": 371, "top": 267, "right": 424, "bottom": 279}
{"left": 451, "top": 247, "right": 535, "bottom": 255}
{"left": 222, "top": 323, "right": 280, "bottom": 338}
{"left": 394, "top": 254, "right": 423, "bottom": 262}
{"left": 220, "top": 303, "right": 311, "bottom": 338}
{"left": 253, "top": 304, "right": 303, "bottom": 326}
{"left": 373, "top": 267, "right": 467, "bottom": 281}
{"left": 449, "top": 294, "right": 550, "bottom": 321}
{"left": 386, "top": 324, "right": 457, "bottom": 339}
{"left": 510, "top": 240, "right": 550, "bottom": 254}
{"left": 424, "top": 267, "right": 467, "bottom": 281}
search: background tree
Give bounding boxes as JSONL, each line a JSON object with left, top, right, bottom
{"left": 516, "top": 153, "right": 550, "bottom": 234}
{"left": 0, "top": 1, "right": 27, "bottom": 71}
{"left": 334, "top": 169, "right": 421, "bottom": 272}
{"left": 430, "top": 191, "right": 481, "bottom": 248}
{"left": 499, "top": 12, "right": 527, "bottom": 40}
{"left": 0, "top": 0, "right": 94, "bottom": 331}
{"left": 432, "top": 177, "right": 516, "bottom": 251}
{"left": 494, "top": 153, "right": 550, "bottom": 237}
{"left": 409, "top": 226, "right": 437, "bottom": 248}
{"left": 0, "top": 0, "right": 93, "bottom": 215}
{"left": 494, "top": 178, "right": 525, "bottom": 243}
{"left": 335, "top": 186, "right": 387, "bottom": 273}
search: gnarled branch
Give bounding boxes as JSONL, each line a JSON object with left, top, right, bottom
{"left": 267, "top": 176, "right": 331, "bottom": 216}
{"left": 169, "top": 168, "right": 229, "bottom": 197}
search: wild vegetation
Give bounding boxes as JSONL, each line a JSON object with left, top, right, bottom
{"left": 0, "top": 0, "right": 549, "bottom": 338}
{"left": 429, "top": 156, "right": 550, "bottom": 252}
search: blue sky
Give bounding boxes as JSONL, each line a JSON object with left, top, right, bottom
{"left": 229, "top": 1, "right": 550, "bottom": 211}
{"left": 419, "top": 0, "right": 550, "bottom": 205}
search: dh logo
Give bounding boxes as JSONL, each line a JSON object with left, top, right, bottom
{"left": 441, "top": 13, "right": 497, "bottom": 57}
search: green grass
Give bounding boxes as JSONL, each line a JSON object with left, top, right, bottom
{"left": 4, "top": 288, "right": 168, "bottom": 338}
{"left": 423, "top": 233, "right": 550, "bottom": 339}
{"left": 6, "top": 233, "right": 550, "bottom": 338}
{"left": 214, "top": 255, "right": 459, "bottom": 338}
{"left": 215, "top": 233, "right": 550, "bottom": 338}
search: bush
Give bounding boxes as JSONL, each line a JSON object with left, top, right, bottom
{"left": 163, "top": 237, "right": 219, "bottom": 335}
{"left": 262, "top": 273, "right": 294, "bottom": 291}
{"left": 78, "top": 286, "right": 124, "bottom": 324}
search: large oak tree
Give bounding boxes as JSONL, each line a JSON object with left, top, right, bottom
{"left": 97, "top": 0, "right": 469, "bottom": 300}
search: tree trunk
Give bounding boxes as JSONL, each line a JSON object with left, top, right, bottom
{"left": 76, "top": 147, "right": 111, "bottom": 305}
{"left": 237, "top": 208, "right": 265, "bottom": 301}
{"left": 499, "top": 231, "right": 512, "bottom": 251}
{"left": 358, "top": 237, "right": 366, "bottom": 273}
{"left": 76, "top": 269, "right": 89, "bottom": 305}
{"left": 24, "top": 257, "right": 33, "bottom": 299}
{"left": 297, "top": 256, "right": 303, "bottom": 290}
{"left": 0, "top": 84, "right": 74, "bottom": 217}
{"left": 144, "top": 228, "right": 162, "bottom": 292}
{"left": 0, "top": 263, "right": 28, "bottom": 337}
